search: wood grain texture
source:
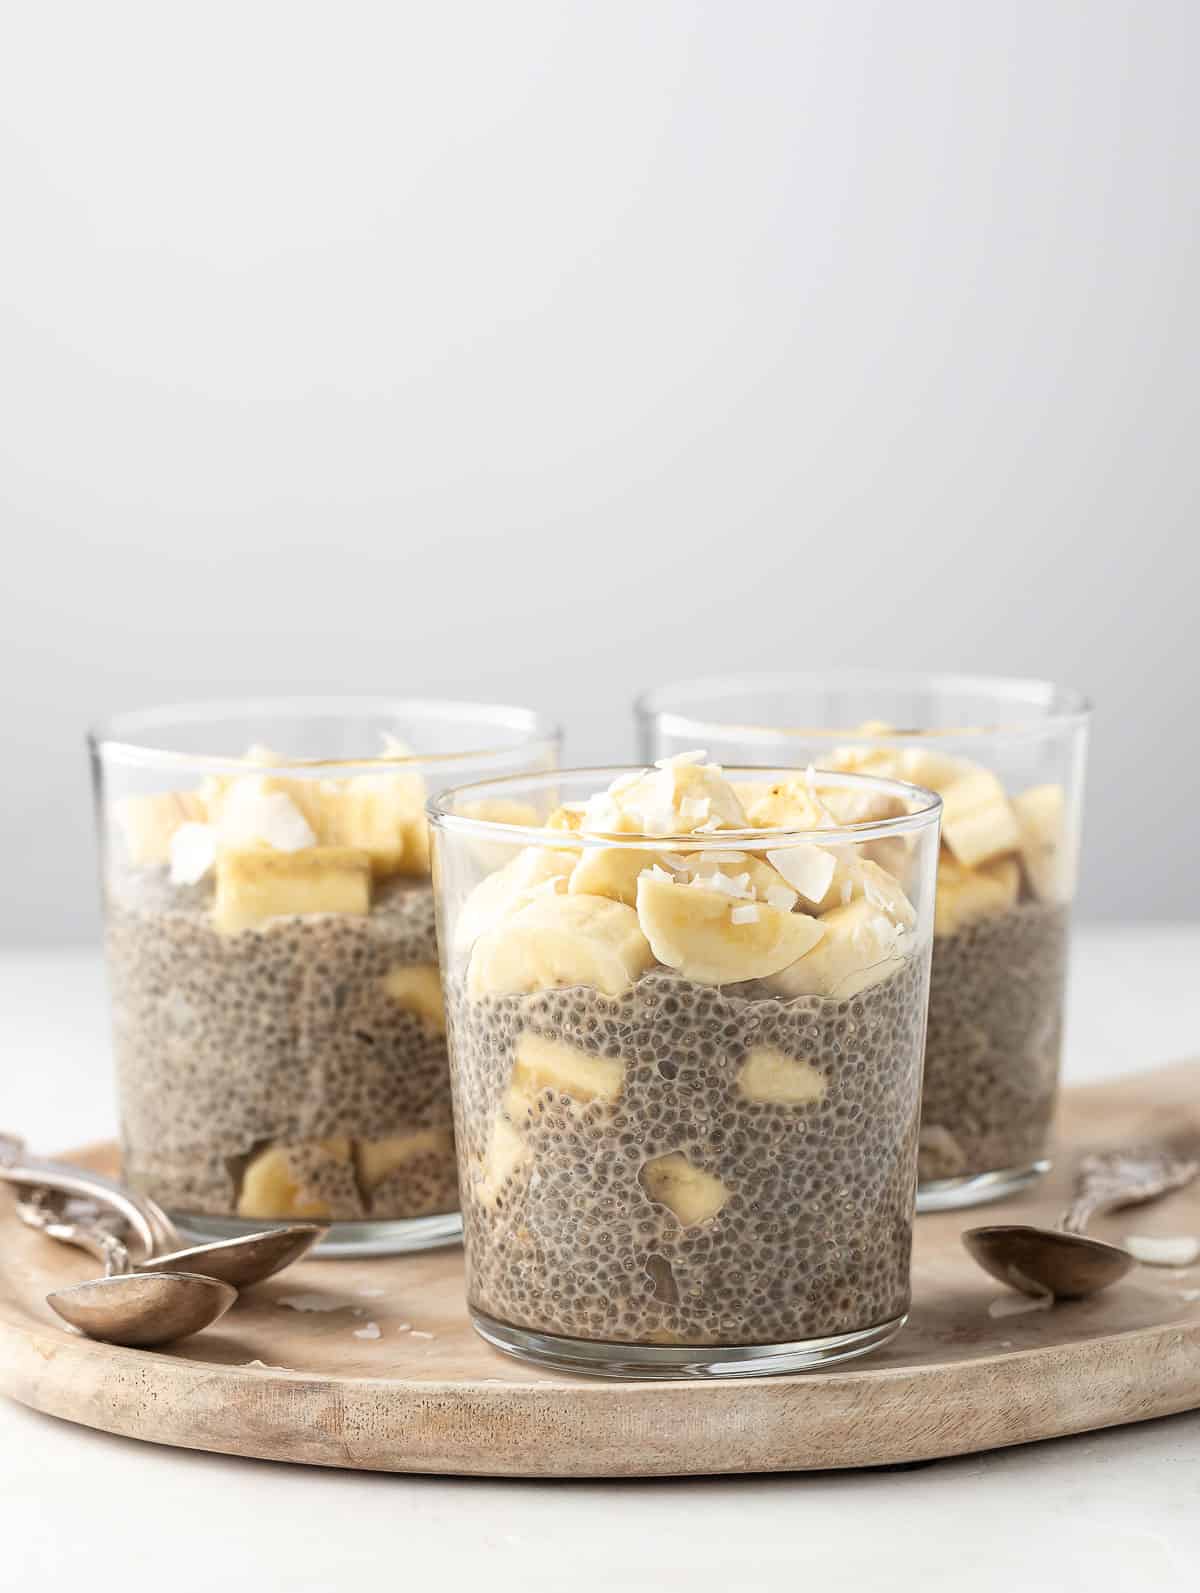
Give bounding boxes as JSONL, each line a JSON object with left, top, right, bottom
{"left": 2, "top": 1061, "right": 1199, "bottom": 1477}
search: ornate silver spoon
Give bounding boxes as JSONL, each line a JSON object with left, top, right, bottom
{"left": 16, "top": 1189, "right": 236, "bottom": 1347}
{"left": 964, "top": 1145, "right": 1200, "bottom": 1301}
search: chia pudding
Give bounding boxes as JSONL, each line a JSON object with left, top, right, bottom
{"left": 812, "top": 734, "right": 1077, "bottom": 1190}
{"left": 102, "top": 752, "right": 461, "bottom": 1226}
{"left": 918, "top": 900, "right": 1070, "bottom": 1182}
{"left": 107, "top": 867, "right": 456, "bottom": 1220}
{"left": 437, "top": 757, "right": 938, "bottom": 1362}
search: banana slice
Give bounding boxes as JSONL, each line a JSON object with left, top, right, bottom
{"left": 737, "top": 1047, "right": 826, "bottom": 1105}
{"left": 475, "top": 1114, "right": 531, "bottom": 1208}
{"left": 453, "top": 846, "right": 578, "bottom": 955}
{"left": 213, "top": 846, "right": 371, "bottom": 934}
{"left": 640, "top": 1153, "right": 729, "bottom": 1225}
{"left": 467, "top": 892, "right": 655, "bottom": 999}
{"left": 116, "top": 790, "right": 207, "bottom": 866}
{"left": 588, "top": 759, "right": 748, "bottom": 835}
{"left": 769, "top": 898, "right": 907, "bottom": 999}
{"left": 635, "top": 872, "right": 824, "bottom": 986}
{"left": 1012, "top": 784, "right": 1067, "bottom": 902}
{"left": 237, "top": 1138, "right": 356, "bottom": 1219}
{"left": 568, "top": 846, "right": 661, "bottom": 907}
{"left": 381, "top": 964, "right": 445, "bottom": 1032}
{"left": 934, "top": 854, "right": 1020, "bottom": 936}
{"left": 324, "top": 771, "right": 429, "bottom": 877}
{"left": 938, "top": 768, "right": 1020, "bottom": 868}
{"left": 733, "top": 778, "right": 827, "bottom": 830}
{"left": 509, "top": 1030, "right": 625, "bottom": 1109}
{"left": 356, "top": 1127, "right": 453, "bottom": 1191}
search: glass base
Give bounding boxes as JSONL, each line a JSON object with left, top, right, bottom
{"left": 470, "top": 1308, "right": 907, "bottom": 1380}
{"left": 171, "top": 1208, "right": 463, "bottom": 1258}
{"left": 916, "top": 1159, "right": 1050, "bottom": 1213}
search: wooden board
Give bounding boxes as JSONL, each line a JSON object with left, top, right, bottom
{"left": 2, "top": 1062, "right": 1200, "bottom": 1477}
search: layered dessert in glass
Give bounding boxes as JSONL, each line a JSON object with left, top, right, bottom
{"left": 431, "top": 756, "right": 941, "bottom": 1377}
{"left": 636, "top": 673, "right": 1090, "bottom": 1209}
{"left": 91, "top": 698, "right": 559, "bottom": 1255}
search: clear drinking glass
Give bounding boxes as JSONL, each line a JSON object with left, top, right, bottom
{"left": 90, "top": 697, "right": 559, "bottom": 1257}
{"left": 636, "top": 672, "right": 1091, "bottom": 1211}
{"left": 430, "top": 761, "right": 941, "bottom": 1378}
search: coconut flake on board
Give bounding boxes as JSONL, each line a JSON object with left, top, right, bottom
{"left": 1124, "top": 1234, "right": 1200, "bottom": 1267}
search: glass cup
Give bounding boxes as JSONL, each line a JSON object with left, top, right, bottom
{"left": 636, "top": 672, "right": 1091, "bottom": 1211}
{"left": 430, "top": 761, "right": 941, "bottom": 1378}
{"left": 90, "top": 697, "right": 560, "bottom": 1257}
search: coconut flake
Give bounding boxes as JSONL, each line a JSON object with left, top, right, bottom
{"left": 765, "top": 884, "right": 798, "bottom": 912}
{"left": 767, "top": 844, "right": 837, "bottom": 904}
{"left": 353, "top": 1321, "right": 382, "bottom": 1340}
{"left": 1180, "top": 1289, "right": 1200, "bottom": 1303}
{"left": 277, "top": 1292, "right": 353, "bottom": 1313}
{"left": 988, "top": 1292, "right": 1054, "bottom": 1319}
{"left": 1124, "top": 1234, "right": 1200, "bottom": 1266}
{"left": 219, "top": 781, "right": 316, "bottom": 852}
{"left": 410, "top": 1329, "right": 434, "bottom": 1340}
{"left": 169, "top": 822, "right": 218, "bottom": 884}
{"left": 730, "top": 904, "right": 759, "bottom": 925}
{"left": 654, "top": 749, "right": 709, "bottom": 769}
{"left": 380, "top": 732, "right": 413, "bottom": 757}
{"left": 639, "top": 865, "right": 673, "bottom": 889}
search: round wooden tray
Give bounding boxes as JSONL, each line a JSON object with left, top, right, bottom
{"left": 3, "top": 1061, "right": 1199, "bottom": 1477}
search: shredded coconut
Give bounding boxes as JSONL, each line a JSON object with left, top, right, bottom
{"left": 219, "top": 782, "right": 316, "bottom": 852}
{"left": 353, "top": 1321, "right": 382, "bottom": 1340}
{"left": 767, "top": 844, "right": 837, "bottom": 904}
{"left": 410, "top": 1329, "right": 434, "bottom": 1340}
{"left": 277, "top": 1292, "right": 352, "bottom": 1313}
{"left": 356, "top": 1286, "right": 388, "bottom": 1298}
{"left": 765, "top": 884, "right": 798, "bottom": 912}
{"left": 1124, "top": 1234, "right": 1200, "bottom": 1266}
{"left": 730, "top": 903, "right": 760, "bottom": 925}
{"left": 169, "top": 822, "right": 217, "bottom": 885}
{"left": 988, "top": 1292, "right": 1054, "bottom": 1319}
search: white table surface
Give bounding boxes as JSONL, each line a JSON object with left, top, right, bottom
{"left": 3, "top": 929, "right": 1199, "bottom": 1593}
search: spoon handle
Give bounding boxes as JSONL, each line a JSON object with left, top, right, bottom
{"left": 15, "top": 1191, "right": 133, "bottom": 1276}
{"left": 0, "top": 1137, "right": 169, "bottom": 1259}
{"left": 1059, "top": 1147, "right": 1200, "bottom": 1235}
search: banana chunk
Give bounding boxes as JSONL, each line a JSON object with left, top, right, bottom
{"left": 737, "top": 1047, "right": 826, "bottom": 1106}
{"left": 453, "top": 846, "right": 578, "bottom": 955}
{"left": 468, "top": 892, "right": 655, "bottom": 999}
{"left": 734, "top": 778, "right": 827, "bottom": 830}
{"left": 769, "top": 897, "right": 908, "bottom": 999}
{"left": 569, "top": 846, "right": 660, "bottom": 907}
{"left": 476, "top": 1114, "right": 531, "bottom": 1207}
{"left": 382, "top": 964, "right": 445, "bottom": 1032}
{"left": 238, "top": 1138, "right": 355, "bottom": 1219}
{"left": 934, "top": 854, "right": 1019, "bottom": 936}
{"left": 116, "top": 790, "right": 207, "bottom": 865}
{"left": 325, "top": 771, "right": 429, "bottom": 877}
{"left": 356, "top": 1127, "right": 453, "bottom": 1191}
{"left": 213, "top": 846, "right": 371, "bottom": 934}
{"left": 938, "top": 768, "right": 1020, "bottom": 869}
{"left": 640, "top": 1153, "right": 729, "bottom": 1226}
{"left": 509, "top": 1030, "right": 625, "bottom": 1109}
{"left": 636, "top": 871, "right": 824, "bottom": 986}
{"left": 1012, "top": 783, "right": 1068, "bottom": 902}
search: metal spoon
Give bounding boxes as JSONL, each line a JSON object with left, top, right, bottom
{"left": 1, "top": 1135, "right": 323, "bottom": 1287}
{"left": 17, "top": 1190, "right": 236, "bottom": 1347}
{"left": 964, "top": 1145, "right": 1200, "bottom": 1301}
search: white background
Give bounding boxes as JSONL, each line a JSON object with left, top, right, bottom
{"left": 2, "top": 0, "right": 1198, "bottom": 945}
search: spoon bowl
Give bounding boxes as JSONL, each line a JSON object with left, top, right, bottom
{"left": 964, "top": 1224, "right": 1134, "bottom": 1301}
{"left": 47, "top": 1271, "right": 237, "bottom": 1347}
{"left": 143, "top": 1226, "right": 322, "bottom": 1289}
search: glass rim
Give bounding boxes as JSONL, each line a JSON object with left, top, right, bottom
{"left": 634, "top": 670, "right": 1092, "bottom": 745}
{"left": 428, "top": 764, "right": 943, "bottom": 851}
{"left": 87, "top": 695, "right": 562, "bottom": 775}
